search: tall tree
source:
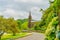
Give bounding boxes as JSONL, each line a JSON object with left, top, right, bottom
{"left": 39, "top": 0, "right": 59, "bottom": 40}
{"left": 56, "top": 0, "right": 60, "bottom": 39}
{"left": 7, "top": 18, "right": 20, "bottom": 36}
{"left": 56, "top": 0, "right": 60, "bottom": 30}
{"left": 0, "top": 16, "right": 7, "bottom": 40}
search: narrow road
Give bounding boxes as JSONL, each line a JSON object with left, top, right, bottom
{"left": 16, "top": 32, "right": 45, "bottom": 40}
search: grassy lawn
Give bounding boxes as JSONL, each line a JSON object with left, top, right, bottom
{"left": 1, "top": 32, "right": 29, "bottom": 40}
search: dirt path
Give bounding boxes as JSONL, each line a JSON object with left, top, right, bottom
{"left": 16, "top": 32, "right": 45, "bottom": 40}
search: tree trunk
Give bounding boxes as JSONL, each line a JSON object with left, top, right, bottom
{"left": 13, "top": 33, "right": 16, "bottom": 36}
{"left": 0, "top": 31, "right": 4, "bottom": 40}
{"left": 0, "top": 36, "right": 1, "bottom": 40}
{"left": 10, "top": 28, "right": 16, "bottom": 36}
{"left": 12, "top": 31, "right": 16, "bottom": 36}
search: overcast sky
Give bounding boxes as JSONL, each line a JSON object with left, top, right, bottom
{"left": 0, "top": 0, "right": 49, "bottom": 20}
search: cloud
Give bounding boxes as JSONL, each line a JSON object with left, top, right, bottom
{"left": 3, "top": 8, "right": 18, "bottom": 17}
{"left": 31, "top": 7, "right": 42, "bottom": 20}
{"left": 0, "top": 0, "right": 49, "bottom": 20}
{"left": 0, "top": 7, "right": 42, "bottom": 20}
{"left": 14, "top": 0, "right": 42, "bottom": 3}
{"left": 0, "top": 12, "right": 2, "bottom": 15}
{"left": 1, "top": 8, "right": 29, "bottom": 19}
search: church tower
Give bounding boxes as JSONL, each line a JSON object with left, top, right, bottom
{"left": 28, "top": 11, "right": 32, "bottom": 28}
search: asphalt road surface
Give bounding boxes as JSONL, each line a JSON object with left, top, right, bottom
{"left": 16, "top": 32, "right": 45, "bottom": 40}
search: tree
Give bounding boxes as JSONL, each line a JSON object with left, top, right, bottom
{"left": 6, "top": 18, "right": 20, "bottom": 36}
{"left": 0, "top": 16, "right": 7, "bottom": 40}
{"left": 17, "top": 19, "right": 28, "bottom": 30}
{"left": 39, "top": 0, "right": 59, "bottom": 40}
{"left": 21, "top": 22, "right": 28, "bottom": 30}
{"left": 0, "top": 16, "right": 20, "bottom": 40}
{"left": 56, "top": 0, "right": 60, "bottom": 39}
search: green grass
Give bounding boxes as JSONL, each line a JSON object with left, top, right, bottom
{"left": 1, "top": 33, "right": 29, "bottom": 40}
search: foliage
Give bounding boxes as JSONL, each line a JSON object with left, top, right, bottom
{"left": 45, "top": 17, "right": 58, "bottom": 40}
{"left": 17, "top": 19, "right": 28, "bottom": 29}
{"left": 0, "top": 16, "right": 20, "bottom": 39}
{"left": 1, "top": 33, "right": 28, "bottom": 40}
{"left": 21, "top": 22, "right": 29, "bottom": 30}
{"left": 6, "top": 18, "right": 20, "bottom": 36}
{"left": 39, "top": 0, "right": 60, "bottom": 40}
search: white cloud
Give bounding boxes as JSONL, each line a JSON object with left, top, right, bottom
{"left": 0, "top": 5, "right": 43, "bottom": 20}
{"left": 0, "top": 7, "right": 42, "bottom": 20}
{"left": 0, "top": 12, "right": 3, "bottom": 15}
{"left": 1, "top": 8, "right": 29, "bottom": 19}
{"left": 14, "top": 0, "right": 42, "bottom": 3}
{"left": 31, "top": 7, "right": 40, "bottom": 12}
{"left": 0, "top": 0, "right": 49, "bottom": 20}
{"left": 30, "top": 7, "right": 42, "bottom": 20}
{"left": 4, "top": 8, "right": 17, "bottom": 17}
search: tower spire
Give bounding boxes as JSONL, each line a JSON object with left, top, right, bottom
{"left": 28, "top": 11, "right": 32, "bottom": 28}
